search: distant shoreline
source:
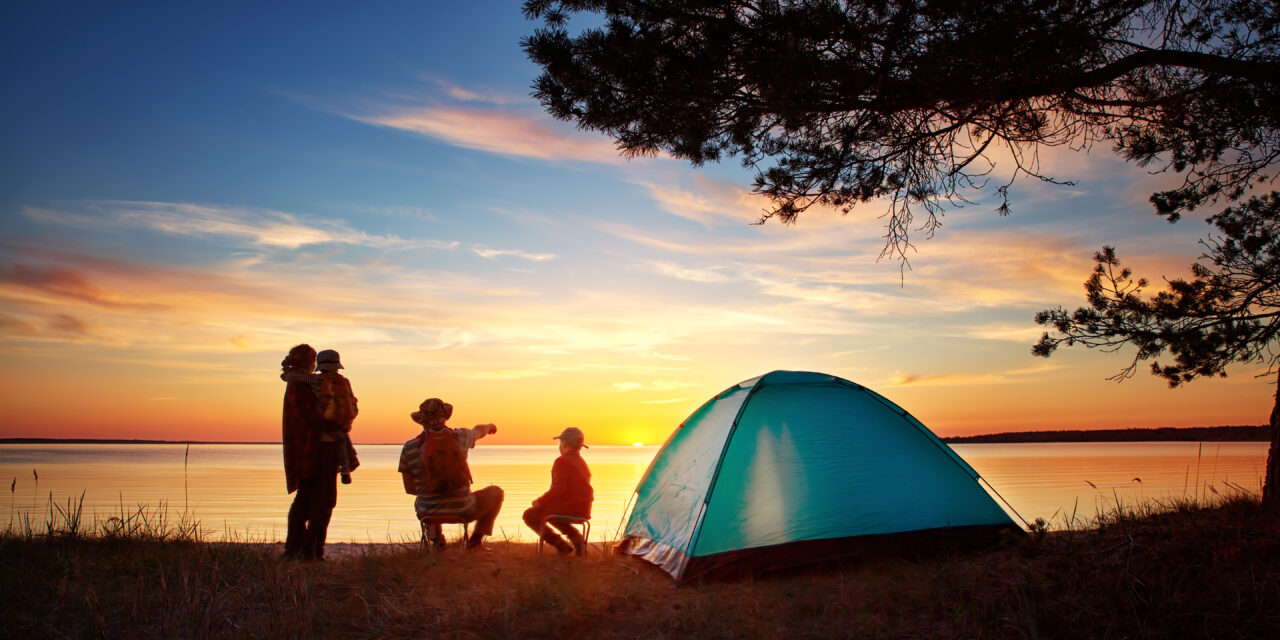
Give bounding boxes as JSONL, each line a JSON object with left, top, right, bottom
{"left": 0, "top": 438, "right": 277, "bottom": 445}
{"left": 942, "top": 425, "right": 1270, "bottom": 443}
{"left": 1, "top": 425, "right": 1270, "bottom": 445}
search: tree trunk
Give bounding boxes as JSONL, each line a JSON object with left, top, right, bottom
{"left": 1265, "top": 369, "right": 1280, "bottom": 510}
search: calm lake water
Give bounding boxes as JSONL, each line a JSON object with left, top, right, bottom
{"left": 0, "top": 442, "right": 1268, "bottom": 543}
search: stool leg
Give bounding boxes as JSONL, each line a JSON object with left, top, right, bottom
{"left": 421, "top": 521, "right": 462, "bottom": 552}
{"left": 539, "top": 521, "right": 573, "bottom": 555}
{"left": 570, "top": 522, "right": 587, "bottom": 556}
{"left": 422, "top": 524, "right": 438, "bottom": 553}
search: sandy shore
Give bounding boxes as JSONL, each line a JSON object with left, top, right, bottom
{"left": 252, "top": 539, "right": 611, "bottom": 560}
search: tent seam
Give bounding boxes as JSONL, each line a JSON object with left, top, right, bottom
{"left": 686, "top": 374, "right": 769, "bottom": 561}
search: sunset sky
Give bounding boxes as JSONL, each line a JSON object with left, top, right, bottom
{"left": 2, "top": 1, "right": 1274, "bottom": 445}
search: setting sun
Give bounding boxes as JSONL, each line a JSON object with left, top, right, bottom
{"left": 632, "top": 442, "right": 644, "bottom": 447}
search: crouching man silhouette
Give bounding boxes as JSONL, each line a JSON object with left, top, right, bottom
{"left": 398, "top": 398, "right": 503, "bottom": 550}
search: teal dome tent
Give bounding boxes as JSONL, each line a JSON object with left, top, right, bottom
{"left": 618, "top": 371, "right": 1020, "bottom": 580}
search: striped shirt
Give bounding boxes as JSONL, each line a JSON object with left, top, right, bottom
{"left": 398, "top": 425, "right": 491, "bottom": 517}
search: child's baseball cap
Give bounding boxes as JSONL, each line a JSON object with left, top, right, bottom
{"left": 553, "top": 427, "right": 588, "bottom": 448}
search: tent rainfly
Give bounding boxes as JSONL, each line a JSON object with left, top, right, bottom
{"left": 618, "top": 370, "right": 1020, "bottom": 580}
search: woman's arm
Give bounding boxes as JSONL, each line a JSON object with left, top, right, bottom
{"left": 285, "top": 382, "right": 328, "bottom": 435}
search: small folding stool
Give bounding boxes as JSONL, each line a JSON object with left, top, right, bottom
{"left": 537, "top": 515, "right": 591, "bottom": 555}
{"left": 419, "top": 515, "right": 469, "bottom": 553}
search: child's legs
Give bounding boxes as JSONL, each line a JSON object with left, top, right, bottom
{"left": 521, "top": 505, "right": 547, "bottom": 533}
{"left": 522, "top": 504, "right": 573, "bottom": 551}
{"left": 522, "top": 505, "right": 559, "bottom": 540}
{"left": 550, "top": 518, "right": 585, "bottom": 546}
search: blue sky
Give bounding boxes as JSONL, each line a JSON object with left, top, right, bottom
{"left": 1, "top": 1, "right": 1273, "bottom": 444}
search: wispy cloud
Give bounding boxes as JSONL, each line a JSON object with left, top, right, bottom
{"left": 609, "top": 379, "right": 700, "bottom": 392}
{"left": 592, "top": 219, "right": 873, "bottom": 259}
{"left": 887, "top": 371, "right": 1001, "bottom": 387}
{"left": 341, "top": 203, "right": 440, "bottom": 222}
{"left": 461, "top": 367, "right": 553, "bottom": 380}
{"left": 0, "top": 240, "right": 499, "bottom": 351}
{"left": 24, "top": 202, "right": 445, "bottom": 251}
{"left": 353, "top": 105, "right": 624, "bottom": 164}
{"left": 47, "top": 313, "right": 91, "bottom": 335}
{"left": 647, "top": 261, "right": 734, "bottom": 283}
{"left": 643, "top": 397, "right": 689, "bottom": 404}
{"left": 472, "top": 248, "right": 557, "bottom": 262}
{"left": 0, "top": 311, "right": 93, "bottom": 340}
{"left": 284, "top": 80, "right": 628, "bottom": 164}
{"left": 0, "top": 313, "right": 38, "bottom": 336}
{"left": 0, "top": 263, "right": 169, "bottom": 311}
{"left": 886, "top": 360, "right": 1065, "bottom": 388}
{"left": 416, "top": 74, "right": 520, "bottom": 106}
{"left": 963, "top": 322, "right": 1054, "bottom": 343}
{"left": 637, "top": 176, "right": 766, "bottom": 226}
{"left": 0, "top": 236, "right": 711, "bottom": 377}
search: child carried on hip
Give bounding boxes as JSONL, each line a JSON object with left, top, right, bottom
{"left": 315, "top": 349, "right": 359, "bottom": 484}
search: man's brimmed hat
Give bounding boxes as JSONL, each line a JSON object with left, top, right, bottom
{"left": 553, "top": 426, "right": 588, "bottom": 448}
{"left": 412, "top": 398, "right": 453, "bottom": 426}
{"left": 315, "top": 349, "right": 343, "bottom": 371}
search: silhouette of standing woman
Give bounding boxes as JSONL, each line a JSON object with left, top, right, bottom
{"left": 280, "top": 343, "right": 340, "bottom": 560}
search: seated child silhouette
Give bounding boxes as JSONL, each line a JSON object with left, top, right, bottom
{"left": 523, "top": 427, "right": 593, "bottom": 555}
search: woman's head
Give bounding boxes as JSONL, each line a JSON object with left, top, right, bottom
{"left": 281, "top": 344, "right": 317, "bottom": 374}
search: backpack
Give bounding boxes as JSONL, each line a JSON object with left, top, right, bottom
{"left": 419, "top": 428, "right": 472, "bottom": 495}
{"left": 320, "top": 373, "right": 358, "bottom": 423}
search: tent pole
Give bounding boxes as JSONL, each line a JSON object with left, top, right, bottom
{"left": 613, "top": 490, "right": 638, "bottom": 542}
{"left": 980, "top": 477, "right": 1030, "bottom": 529}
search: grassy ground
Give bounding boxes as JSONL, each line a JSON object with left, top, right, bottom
{"left": 2, "top": 495, "right": 1279, "bottom": 639}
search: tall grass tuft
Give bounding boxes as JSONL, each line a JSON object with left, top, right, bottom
{"left": 46, "top": 490, "right": 85, "bottom": 538}
{"left": 99, "top": 498, "right": 202, "bottom": 542}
